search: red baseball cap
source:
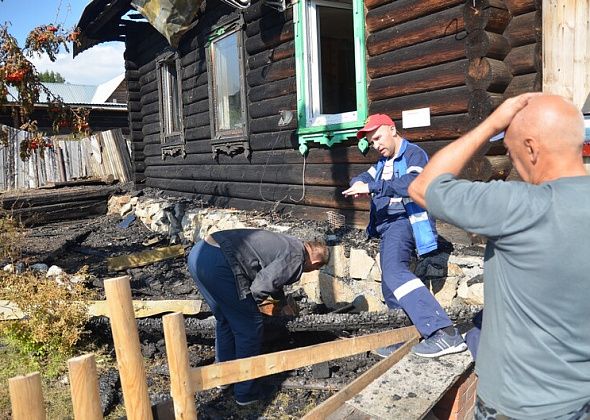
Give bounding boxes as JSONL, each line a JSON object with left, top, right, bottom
{"left": 356, "top": 114, "right": 395, "bottom": 139}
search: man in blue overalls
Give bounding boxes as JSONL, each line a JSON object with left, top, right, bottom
{"left": 343, "top": 114, "right": 466, "bottom": 358}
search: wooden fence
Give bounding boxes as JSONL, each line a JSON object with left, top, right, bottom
{"left": 0, "top": 126, "right": 132, "bottom": 191}
{"left": 7, "top": 276, "right": 419, "bottom": 419}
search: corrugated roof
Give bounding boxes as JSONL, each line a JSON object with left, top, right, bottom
{"left": 5, "top": 74, "right": 126, "bottom": 109}
{"left": 92, "top": 73, "right": 125, "bottom": 103}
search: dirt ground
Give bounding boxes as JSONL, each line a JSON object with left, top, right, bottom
{"left": 13, "top": 202, "right": 394, "bottom": 418}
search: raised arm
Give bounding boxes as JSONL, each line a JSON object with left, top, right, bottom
{"left": 408, "top": 92, "right": 541, "bottom": 208}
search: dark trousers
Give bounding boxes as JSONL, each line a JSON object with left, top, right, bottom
{"left": 187, "top": 240, "right": 263, "bottom": 401}
{"left": 379, "top": 217, "right": 452, "bottom": 338}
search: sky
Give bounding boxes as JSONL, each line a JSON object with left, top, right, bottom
{"left": 1, "top": 0, "right": 125, "bottom": 86}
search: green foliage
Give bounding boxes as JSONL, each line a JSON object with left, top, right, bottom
{"left": 38, "top": 70, "right": 66, "bottom": 83}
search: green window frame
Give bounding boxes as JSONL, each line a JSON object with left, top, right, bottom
{"left": 294, "top": 0, "right": 368, "bottom": 154}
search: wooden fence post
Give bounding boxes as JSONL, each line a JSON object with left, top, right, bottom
{"left": 68, "top": 354, "right": 103, "bottom": 420}
{"left": 104, "top": 276, "right": 153, "bottom": 420}
{"left": 8, "top": 372, "right": 45, "bottom": 420}
{"left": 163, "top": 312, "right": 198, "bottom": 420}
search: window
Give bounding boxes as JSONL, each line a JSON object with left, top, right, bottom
{"left": 157, "top": 52, "right": 184, "bottom": 152}
{"left": 207, "top": 19, "right": 249, "bottom": 157}
{"left": 294, "top": 0, "right": 367, "bottom": 152}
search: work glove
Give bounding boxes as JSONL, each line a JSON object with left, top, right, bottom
{"left": 258, "top": 294, "right": 299, "bottom": 317}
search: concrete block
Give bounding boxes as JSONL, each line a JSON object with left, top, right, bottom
{"left": 368, "top": 263, "right": 382, "bottom": 282}
{"left": 465, "top": 283, "right": 484, "bottom": 305}
{"left": 349, "top": 248, "right": 375, "bottom": 279}
{"left": 319, "top": 273, "right": 355, "bottom": 308}
{"left": 323, "top": 245, "right": 348, "bottom": 278}
{"left": 299, "top": 271, "right": 321, "bottom": 303}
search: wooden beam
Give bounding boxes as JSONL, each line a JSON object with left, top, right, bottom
{"left": 190, "top": 326, "right": 418, "bottom": 392}
{"left": 68, "top": 354, "right": 103, "bottom": 420}
{"left": 104, "top": 276, "right": 153, "bottom": 420}
{"left": 107, "top": 244, "right": 185, "bottom": 272}
{"left": 163, "top": 313, "right": 198, "bottom": 420}
{"left": 302, "top": 337, "right": 419, "bottom": 419}
{"left": 8, "top": 372, "right": 45, "bottom": 420}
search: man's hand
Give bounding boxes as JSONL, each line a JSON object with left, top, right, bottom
{"left": 487, "top": 92, "right": 543, "bottom": 134}
{"left": 258, "top": 296, "right": 299, "bottom": 316}
{"left": 342, "top": 181, "right": 370, "bottom": 198}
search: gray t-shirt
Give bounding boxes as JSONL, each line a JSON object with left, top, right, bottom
{"left": 426, "top": 173, "right": 590, "bottom": 418}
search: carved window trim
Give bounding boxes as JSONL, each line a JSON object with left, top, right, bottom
{"left": 206, "top": 16, "right": 249, "bottom": 158}
{"left": 157, "top": 50, "right": 185, "bottom": 159}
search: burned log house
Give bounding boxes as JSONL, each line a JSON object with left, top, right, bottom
{"left": 76, "top": 0, "right": 541, "bottom": 226}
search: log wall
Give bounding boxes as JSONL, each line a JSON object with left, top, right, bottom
{"left": 122, "top": 0, "right": 542, "bottom": 224}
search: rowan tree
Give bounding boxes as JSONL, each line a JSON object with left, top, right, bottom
{"left": 0, "top": 22, "right": 88, "bottom": 160}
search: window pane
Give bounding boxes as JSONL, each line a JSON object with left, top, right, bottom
{"left": 317, "top": 4, "right": 356, "bottom": 115}
{"left": 213, "top": 33, "right": 244, "bottom": 132}
{"left": 161, "top": 61, "right": 182, "bottom": 136}
{"left": 167, "top": 63, "right": 181, "bottom": 132}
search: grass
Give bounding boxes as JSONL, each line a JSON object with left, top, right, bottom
{"left": 0, "top": 338, "right": 73, "bottom": 419}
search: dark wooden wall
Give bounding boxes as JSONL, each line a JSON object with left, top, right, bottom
{"left": 123, "top": 0, "right": 541, "bottom": 225}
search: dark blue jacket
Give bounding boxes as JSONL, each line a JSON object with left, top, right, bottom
{"left": 350, "top": 139, "right": 438, "bottom": 255}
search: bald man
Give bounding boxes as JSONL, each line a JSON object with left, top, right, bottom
{"left": 409, "top": 93, "right": 590, "bottom": 419}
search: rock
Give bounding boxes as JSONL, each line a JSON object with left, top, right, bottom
{"left": 268, "top": 224, "right": 290, "bottom": 233}
{"left": 119, "top": 202, "right": 133, "bottom": 217}
{"left": 457, "top": 278, "right": 469, "bottom": 300}
{"left": 349, "top": 248, "right": 375, "bottom": 280}
{"left": 107, "top": 195, "right": 131, "bottom": 216}
{"left": 425, "top": 277, "right": 459, "bottom": 307}
{"left": 46, "top": 265, "right": 64, "bottom": 277}
{"left": 467, "top": 274, "right": 483, "bottom": 286}
{"left": 3, "top": 264, "right": 14, "bottom": 273}
{"left": 323, "top": 245, "right": 348, "bottom": 278}
{"left": 465, "top": 283, "right": 484, "bottom": 305}
{"left": 30, "top": 263, "right": 49, "bottom": 273}
{"left": 98, "top": 368, "right": 120, "bottom": 415}
{"left": 447, "top": 262, "right": 464, "bottom": 277}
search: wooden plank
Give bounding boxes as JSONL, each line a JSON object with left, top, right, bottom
{"left": 89, "top": 299, "right": 202, "bottom": 318}
{"left": 345, "top": 351, "right": 473, "bottom": 420}
{"left": 189, "top": 326, "right": 418, "bottom": 391}
{"left": 0, "top": 299, "right": 202, "bottom": 320}
{"left": 303, "top": 337, "right": 419, "bottom": 419}
{"left": 107, "top": 245, "right": 185, "bottom": 272}
{"left": 543, "top": 0, "right": 590, "bottom": 107}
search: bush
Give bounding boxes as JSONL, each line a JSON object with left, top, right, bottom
{"left": 0, "top": 215, "right": 23, "bottom": 262}
{"left": 0, "top": 270, "right": 94, "bottom": 360}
